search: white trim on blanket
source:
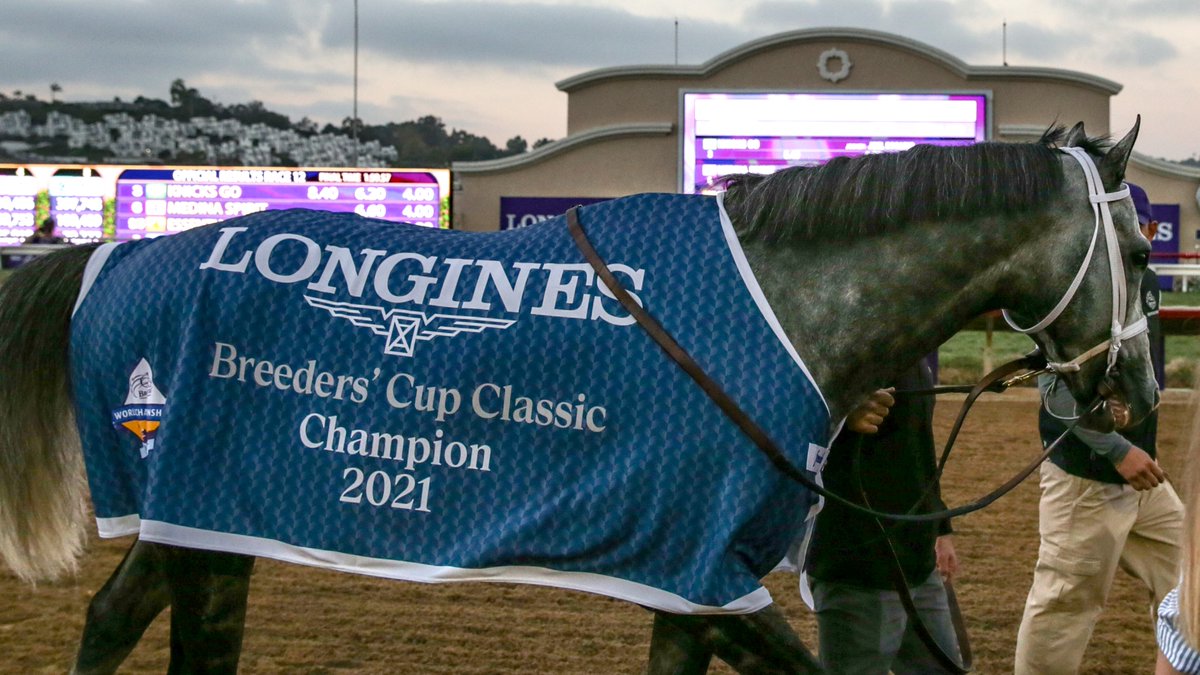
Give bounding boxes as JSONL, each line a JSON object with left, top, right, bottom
{"left": 96, "top": 518, "right": 775, "bottom": 615}
{"left": 715, "top": 193, "right": 830, "bottom": 419}
{"left": 96, "top": 514, "right": 142, "bottom": 538}
{"left": 71, "top": 241, "right": 121, "bottom": 318}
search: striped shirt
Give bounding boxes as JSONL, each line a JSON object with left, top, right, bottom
{"left": 1159, "top": 587, "right": 1200, "bottom": 673}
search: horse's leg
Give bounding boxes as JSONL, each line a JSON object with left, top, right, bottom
{"left": 649, "top": 608, "right": 822, "bottom": 674}
{"left": 157, "top": 544, "right": 256, "bottom": 675}
{"left": 72, "top": 539, "right": 172, "bottom": 675}
{"left": 647, "top": 611, "right": 715, "bottom": 675}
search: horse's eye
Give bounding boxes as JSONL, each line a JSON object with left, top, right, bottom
{"left": 1131, "top": 251, "right": 1150, "bottom": 268}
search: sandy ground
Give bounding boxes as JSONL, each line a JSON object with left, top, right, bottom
{"left": 0, "top": 390, "right": 1193, "bottom": 674}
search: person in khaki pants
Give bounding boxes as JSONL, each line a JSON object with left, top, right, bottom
{"left": 1015, "top": 183, "right": 1183, "bottom": 674}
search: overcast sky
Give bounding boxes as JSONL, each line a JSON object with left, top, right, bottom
{"left": 2, "top": 0, "right": 1198, "bottom": 160}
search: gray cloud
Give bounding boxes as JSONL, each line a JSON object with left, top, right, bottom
{"left": 328, "top": 1, "right": 754, "bottom": 69}
{"left": 742, "top": 0, "right": 1006, "bottom": 63}
{"left": 1056, "top": 0, "right": 1200, "bottom": 19}
{"left": 1000, "top": 21, "right": 1094, "bottom": 62}
{"left": 0, "top": 0, "right": 347, "bottom": 104}
{"left": 1103, "top": 29, "right": 1180, "bottom": 67}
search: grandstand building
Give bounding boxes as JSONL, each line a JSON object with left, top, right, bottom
{"left": 451, "top": 27, "right": 1200, "bottom": 266}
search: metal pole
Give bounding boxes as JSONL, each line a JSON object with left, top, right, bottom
{"left": 353, "top": 0, "right": 359, "bottom": 166}
{"left": 1002, "top": 20, "right": 1008, "bottom": 66}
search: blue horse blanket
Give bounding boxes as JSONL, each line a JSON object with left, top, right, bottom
{"left": 71, "top": 193, "right": 830, "bottom": 613}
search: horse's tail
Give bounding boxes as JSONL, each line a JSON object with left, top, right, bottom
{"left": 0, "top": 244, "right": 99, "bottom": 582}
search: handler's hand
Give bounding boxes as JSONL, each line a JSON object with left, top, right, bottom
{"left": 935, "top": 534, "right": 959, "bottom": 583}
{"left": 846, "top": 388, "right": 896, "bottom": 434}
{"left": 1116, "top": 446, "right": 1166, "bottom": 491}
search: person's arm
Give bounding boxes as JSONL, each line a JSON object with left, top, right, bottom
{"left": 1038, "top": 374, "right": 1164, "bottom": 490}
{"left": 1157, "top": 649, "right": 1184, "bottom": 675}
{"left": 935, "top": 534, "right": 958, "bottom": 582}
{"left": 845, "top": 388, "right": 895, "bottom": 434}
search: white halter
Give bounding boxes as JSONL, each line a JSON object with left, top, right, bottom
{"left": 1002, "top": 146, "right": 1148, "bottom": 376}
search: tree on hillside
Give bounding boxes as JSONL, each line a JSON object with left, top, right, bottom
{"left": 505, "top": 136, "right": 528, "bottom": 154}
{"left": 168, "top": 78, "right": 215, "bottom": 117}
{"left": 368, "top": 115, "right": 514, "bottom": 166}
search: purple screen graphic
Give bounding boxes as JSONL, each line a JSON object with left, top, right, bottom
{"left": 681, "top": 92, "right": 989, "bottom": 193}
{"left": 115, "top": 168, "right": 446, "bottom": 240}
{"left": 0, "top": 175, "right": 39, "bottom": 245}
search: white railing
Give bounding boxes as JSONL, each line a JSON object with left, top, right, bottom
{"left": 1151, "top": 263, "right": 1200, "bottom": 292}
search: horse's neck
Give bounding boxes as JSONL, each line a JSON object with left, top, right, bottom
{"left": 740, "top": 217, "right": 1032, "bottom": 422}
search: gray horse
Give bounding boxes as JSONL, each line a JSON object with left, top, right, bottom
{"left": 0, "top": 121, "right": 1155, "bottom": 673}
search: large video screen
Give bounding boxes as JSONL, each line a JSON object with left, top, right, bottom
{"left": 681, "top": 91, "right": 990, "bottom": 193}
{"left": 0, "top": 165, "right": 123, "bottom": 245}
{"left": 115, "top": 167, "right": 449, "bottom": 240}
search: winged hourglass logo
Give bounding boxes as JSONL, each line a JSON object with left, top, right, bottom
{"left": 303, "top": 296, "right": 517, "bottom": 358}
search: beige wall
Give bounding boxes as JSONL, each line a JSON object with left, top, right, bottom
{"left": 452, "top": 134, "right": 677, "bottom": 232}
{"left": 989, "top": 80, "right": 1110, "bottom": 137}
{"left": 564, "top": 40, "right": 1113, "bottom": 140}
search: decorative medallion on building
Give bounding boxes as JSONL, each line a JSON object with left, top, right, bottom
{"left": 817, "top": 48, "right": 853, "bottom": 83}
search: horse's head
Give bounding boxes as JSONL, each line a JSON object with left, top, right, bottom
{"left": 1005, "top": 118, "right": 1157, "bottom": 433}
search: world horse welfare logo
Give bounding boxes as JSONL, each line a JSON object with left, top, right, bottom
{"left": 303, "top": 296, "right": 516, "bottom": 358}
{"left": 111, "top": 358, "right": 167, "bottom": 459}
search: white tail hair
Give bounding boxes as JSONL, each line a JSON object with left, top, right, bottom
{"left": 0, "top": 245, "right": 97, "bottom": 582}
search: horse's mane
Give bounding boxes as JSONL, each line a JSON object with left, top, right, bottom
{"left": 722, "top": 125, "right": 1111, "bottom": 243}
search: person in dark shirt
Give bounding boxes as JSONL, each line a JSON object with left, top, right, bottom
{"left": 1014, "top": 182, "right": 1183, "bottom": 674}
{"left": 805, "top": 357, "right": 961, "bottom": 673}
{"left": 24, "top": 217, "right": 66, "bottom": 245}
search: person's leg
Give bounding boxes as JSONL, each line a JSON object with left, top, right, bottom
{"left": 813, "top": 578, "right": 901, "bottom": 675}
{"left": 1014, "top": 462, "right": 1136, "bottom": 675}
{"left": 892, "top": 572, "right": 961, "bottom": 675}
{"left": 1119, "top": 479, "right": 1184, "bottom": 608}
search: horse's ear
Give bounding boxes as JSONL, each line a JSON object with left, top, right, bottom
{"left": 1063, "top": 122, "right": 1088, "bottom": 147}
{"left": 1100, "top": 115, "right": 1141, "bottom": 189}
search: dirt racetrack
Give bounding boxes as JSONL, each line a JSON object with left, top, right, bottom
{"left": 1, "top": 389, "right": 1194, "bottom": 674}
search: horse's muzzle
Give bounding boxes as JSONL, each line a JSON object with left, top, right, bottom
{"left": 1082, "top": 370, "right": 1158, "bottom": 432}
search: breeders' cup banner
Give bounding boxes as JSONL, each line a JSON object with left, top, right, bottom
{"left": 1151, "top": 203, "right": 1180, "bottom": 291}
{"left": 499, "top": 196, "right": 610, "bottom": 230}
{"left": 71, "top": 194, "right": 831, "bottom": 613}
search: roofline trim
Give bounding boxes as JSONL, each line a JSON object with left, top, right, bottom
{"left": 994, "top": 126, "right": 1200, "bottom": 179}
{"left": 556, "top": 27, "right": 1121, "bottom": 94}
{"left": 1130, "top": 152, "right": 1200, "bottom": 180}
{"left": 451, "top": 122, "right": 674, "bottom": 174}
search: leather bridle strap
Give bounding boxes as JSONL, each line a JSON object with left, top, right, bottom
{"left": 1003, "top": 147, "right": 1147, "bottom": 376}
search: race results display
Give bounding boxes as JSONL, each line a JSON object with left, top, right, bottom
{"left": 115, "top": 168, "right": 446, "bottom": 240}
{"left": 0, "top": 170, "right": 111, "bottom": 245}
{"left": 0, "top": 173, "right": 39, "bottom": 245}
